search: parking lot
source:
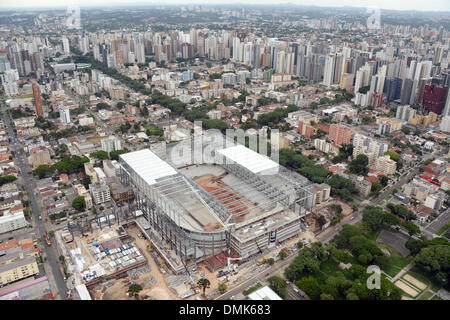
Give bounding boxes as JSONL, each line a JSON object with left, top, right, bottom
{"left": 376, "top": 230, "right": 410, "bottom": 257}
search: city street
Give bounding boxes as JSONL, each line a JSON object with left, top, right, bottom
{"left": 1, "top": 104, "right": 68, "bottom": 299}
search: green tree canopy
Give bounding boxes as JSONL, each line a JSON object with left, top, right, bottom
{"left": 72, "top": 196, "right": 86, "bottom": 211}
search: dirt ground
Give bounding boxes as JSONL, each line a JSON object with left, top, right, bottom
{"left": 196, "top": 263, "right": 223, "bottom": 296}
{"left": 194, "top": 174, "right": 259, "bottom": 223}
{"left": 91, "top": 224, "right": 180, "bottom": 300}
{"left": 395, "top": 280, "right": 419, "bottom": 297}
{"left": 402, "top": 274, "right": 427, "bottom": 291}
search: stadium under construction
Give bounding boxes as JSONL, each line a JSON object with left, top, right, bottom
{"left": 118, "top": 132, "right": 314, "bottom": 273}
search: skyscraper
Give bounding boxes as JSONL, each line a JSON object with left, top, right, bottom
{"left": 59, "top": 106, "right": 71, "bottom": 125}
{"left": 32, "top": 84, "right": 44, "bottom": 117}
{"left": 423, "top": 84, "right": 448, "bottom": 115}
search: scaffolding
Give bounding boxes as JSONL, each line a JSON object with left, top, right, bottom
{"left": 118, "top": 132, "right": 314, "bottom": 268}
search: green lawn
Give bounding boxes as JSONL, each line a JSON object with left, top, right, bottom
{"left": 410, "top": 266, "right": 442, "bottom": 292}
{"left": 383, "top": 265, "right": 403, "bottom": 278}
{"left": 435, "top": 221, "right": 450, "bottom": 236}
{"left": 431, "top": 295, "right": 442, "bottom": 300}
{"left": 320, "top": 259, "right": 342, "bottom": 275}
{"left": 419, "top": 291, "right": 433, "bottom": 300}
{"left": 242, "top": 283, "right": 262, "bottom": 296}
{"left": 377, "top": 243, "right": 410, "bottom": 278}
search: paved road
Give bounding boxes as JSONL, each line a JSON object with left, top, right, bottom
{"left": 1, "top": 105, "right": 68, "bottom": 299}
{"left": 216, "top": 252, "right": 299, "bottom": 300}
{"left": 425, "top": 208, "right": 450, "bottom": 235}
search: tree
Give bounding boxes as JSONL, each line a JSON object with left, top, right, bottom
{"left": 317, "top": 215, "right": 327, "bottom": 228}
{"left": 327, "top": 175, "right": 358, "bottom": 201}
{"left": 323, "top": 275, "right": 351, "bottom": 299}
{"left": 346, "top": 292, "right": 359, "bottom": 300}
{"left": 279, "top": 250, "right": 288, "bottom": 260}
{"left": 414, "top": 245, "right": 450, "bottom": 289}
{"left": 348, "top": 264, "right": 366, "bottom": 280}
{"left": 284, "top": 246, "right": 323, "bottom": 281}
{"left": 128, "top": 283, "right": 143, "bottom": 299}
{"left": 72, "top": 196, "right": 86, "bottom": 212}
{"left": 140, "top": 106, "right": 149, "bottom": 117}
{"left": 218, "top": 283, "right": 227, "bottom": 293}
{"left": 110, "top": 149, "right": 129, "bottom": 161}
{"left": 296, "top": 276, "right": 321, "bottom": 300}
{"left": 33, "top": 164, "right": 55, "bottom": 179}
{"left": 197, "top": 278, "right": 211, "bottom": 296}
{"left": 329, "top": 204, "right": 343, "bottom": 215}
{"left": 267, "top": 258, "right": 275, "bottom": 265}
{"left": 320, "top": 293, "right": 334, "bottom": 300}
{"left": 349, "top": 154, "right": 369, "bottom": 176}
{"left": 371, "top": 182, "right": 382, "bottom": 193}
{"left": 362, "top": 206, "right": 384, "bottom": 231}
{"left": 0, "top": 175, "right": 17, "bottom": 186}
{"left": 379, "top": 175, "right": 389, "bottom": 187}
{"left": 90, "top": 150, "right": 109, "bottom": 160}
{"left": 402, "top": 221, "right": 420, "bottom": 236}
{"left": 386, "top": 203, "right": 416, "bottom": 221}
{"left": 267, "top": 276, "right": 287, "bottom": 298}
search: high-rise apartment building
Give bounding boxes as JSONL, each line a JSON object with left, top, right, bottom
{"left": 328, "top": 124, "right": 354, "bottom": 146}
{"left": 32, "top": 84, "right": 44, "bottom": 117}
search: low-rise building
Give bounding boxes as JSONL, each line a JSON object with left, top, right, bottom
{"left": 0, "top": 256, "right": 39, "bottom": 286}
{"left": 109, "top": 182, "right": 134, "bottom": 203}
{"left": 0, "top": 211, "right": 28, "bottom": 234}
{"left": 375, "top": 156, "right": 397, "bottom": 175}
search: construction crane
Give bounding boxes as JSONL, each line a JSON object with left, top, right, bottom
{"left": 254, "top": 240, "right": 266, "bottom": 266}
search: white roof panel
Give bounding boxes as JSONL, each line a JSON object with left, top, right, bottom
{"left": 217, "top": 145, "right": 279, "bottom": 174}
{"left": 75, "top": 284, "right": 92, "bottom": 300}
{"left": 248, "top": 286, "right": 282, "bottom": 300}
{"left": 120, "top": 149, "right": 177, "bottom": 185}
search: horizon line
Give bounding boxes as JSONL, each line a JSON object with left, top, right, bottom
{"left": 0, "top": 2, "right": 449, "bottom": 14}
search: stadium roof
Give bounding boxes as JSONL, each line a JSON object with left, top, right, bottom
{"left": 119, "top": 149, "right": 177, "bottom": 185}
{"left": 217, "top": 144, "right": 279, "bottom": 174}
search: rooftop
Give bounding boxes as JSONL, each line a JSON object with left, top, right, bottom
{"left": 120, "top": 148, "right": 177, "bottom": 185}
{"left": 217, "top": 144, "right": 279, "bottom": 175}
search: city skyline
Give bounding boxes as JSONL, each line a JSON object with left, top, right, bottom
{"left": 0, "top": 0, "right": 450, "bottom": 12}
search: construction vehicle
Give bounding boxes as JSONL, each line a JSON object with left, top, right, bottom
{"left": 147, "top": 245, "right": 153, "bottom": 252}
{"left": 44, "top": 232, "right": 51, "bottom": 246}
{"left": 255, "top": 240, "right": 266, "bottom": 265}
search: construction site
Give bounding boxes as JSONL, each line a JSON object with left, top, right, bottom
{"left": 118, "top": 132, "right": 315, "bottom": 274}
{"left": 309, "top": 200, "right": 354, "bottom": 233}
{"left": 56, "top": 219, "right": 205, "bottom": 300}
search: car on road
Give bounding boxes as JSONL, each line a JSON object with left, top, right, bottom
{"left": 39, "top": 215, "right": 42, "bottom": 220}
{"left": 350, "top": 216, "right": 355, "bottom": 220}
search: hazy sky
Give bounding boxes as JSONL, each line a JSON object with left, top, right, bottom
{"left": 0, "top": 0, "right": 449, "bottom": 12}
